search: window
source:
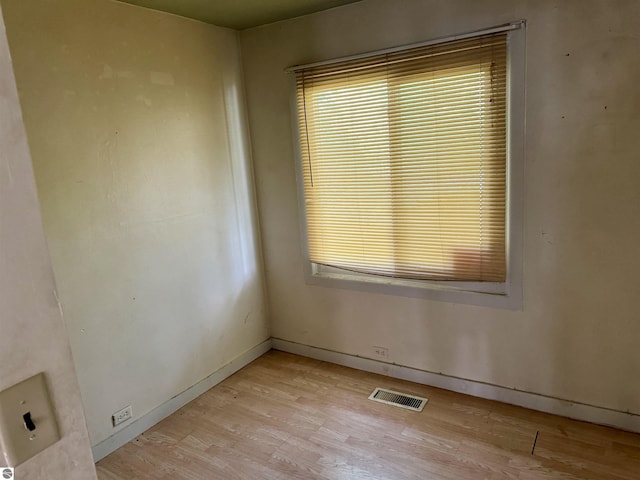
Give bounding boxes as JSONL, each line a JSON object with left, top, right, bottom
{"left": 290, "top": 23, "right": 524, "bottom": 308}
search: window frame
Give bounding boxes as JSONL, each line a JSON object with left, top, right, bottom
{"left": 289, "top": 22, "right": 526, "bottom": 310}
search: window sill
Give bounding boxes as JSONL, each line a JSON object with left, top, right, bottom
{"left": 305, "top": 266, "right": 522, "bottom": 310}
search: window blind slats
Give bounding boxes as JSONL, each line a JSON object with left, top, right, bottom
{"left": 296, "top": 33, "right": 507, "bottom": 282}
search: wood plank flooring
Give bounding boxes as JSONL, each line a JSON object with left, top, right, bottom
{"left": 96, "top": 350, "right": 640, "bottom": 479}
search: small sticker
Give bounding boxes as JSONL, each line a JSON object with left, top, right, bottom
{"left": 2, "top": 468, "right": 14, "bottom": 479}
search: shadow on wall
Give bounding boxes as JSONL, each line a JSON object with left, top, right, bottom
{"left": 206, "top": 71, "right": 269, "bottom": 351}
{"left": 170, "top": 70, "right": 268, "bottom": 418}
{"left": 223, "top": 80, "right": 262, "bottom": 285}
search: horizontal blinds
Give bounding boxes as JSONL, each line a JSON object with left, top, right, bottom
{"left": 296, "top": 33, "right": 507, "bottom": 282}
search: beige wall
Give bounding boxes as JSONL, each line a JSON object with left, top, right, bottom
{"left": 0, "top": 3, "right": 96, "bottom": 478}
{"left": 241, "top": 0, "right": 640, "bottom": 414}
{"left": 2, "top": 0, "right": 268, "bottom": 446}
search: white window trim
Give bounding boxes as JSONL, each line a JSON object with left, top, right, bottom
{"left": 289, "top": 21, "right": 526, "bottom": 310}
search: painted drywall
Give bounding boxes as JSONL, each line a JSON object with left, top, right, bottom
{"left": 241, "top": 0, "right": 640, "bottom": 416}
{"left": 1, "top": 0, "right": 268, "bottom": 446}
{"left": 0, "top": 4, "right": 97, "bottom": 478}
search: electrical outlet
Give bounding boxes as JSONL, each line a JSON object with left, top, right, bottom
{"left": 111, "top": 405, "right": 132, "bottom": 427}
{"left": 373, "top": 346, "right": 389, "bottom": 359}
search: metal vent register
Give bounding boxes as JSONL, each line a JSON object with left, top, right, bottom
{"left": 368, "top": 388, "right": 428, "bottom": 412}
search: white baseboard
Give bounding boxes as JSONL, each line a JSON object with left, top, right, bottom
{"left": 272, "top": 338, "right": 640, "bottom": 434}
{"left": 91, "top": 338, "right": 273, "bottom": 462}
{"left": 92, "top": 336, "right": 640, "bottom": 462}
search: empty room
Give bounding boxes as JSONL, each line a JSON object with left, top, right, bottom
{"left": 1, "top": 0, "right": 639, "bottom": 479}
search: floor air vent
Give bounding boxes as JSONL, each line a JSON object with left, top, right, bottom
{"left": 368, "top": 388, "right": 427, "bottom": 412}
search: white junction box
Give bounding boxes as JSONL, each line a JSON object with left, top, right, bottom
{"left": 0, "top": 373, "right": 60, "bottom": 467}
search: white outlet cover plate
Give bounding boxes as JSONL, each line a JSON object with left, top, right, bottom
{"left": 112, "top": 405, "right": 132, "bottom": 427}
{"left": 0, "top": 373, "right": 60, "bottom": 467}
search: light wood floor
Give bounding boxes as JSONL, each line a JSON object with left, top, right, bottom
{"left": 96, "top": 350, "right": 639, "bottom": 479}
